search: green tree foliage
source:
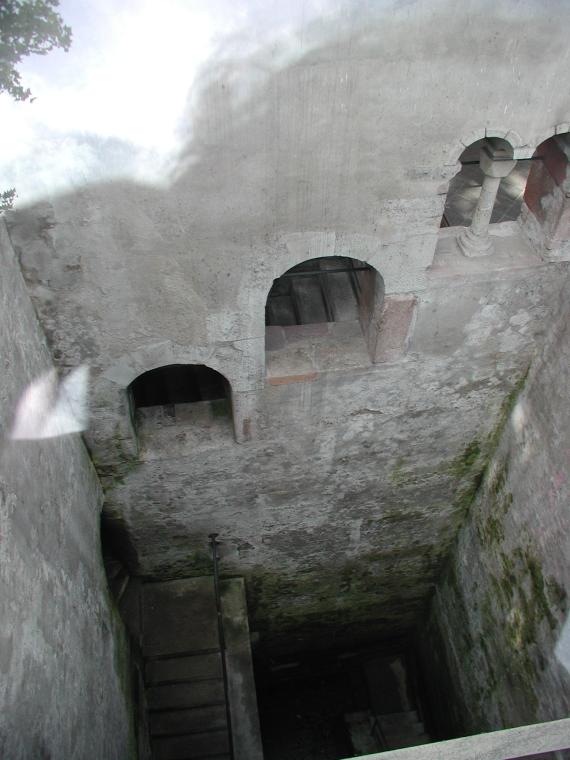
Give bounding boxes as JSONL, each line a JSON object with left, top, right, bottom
{"left": 0, "top": 187, "right": 16, "bottom": 210}
{"left": 0, "top": 1, "right": 71, "bottom": 210}
{"left": 0, "top": 0, "right": 71, "bottom": 101}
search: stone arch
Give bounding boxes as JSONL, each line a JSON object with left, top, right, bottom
{"left": 527, "top": 123, "right": 570, "bottom": 157}
{"left": 101, "top": 341, "right": 240, "bottom": 391}
{"left": 445, "top": 128, "right": 527, "bottom": 168}
{"left": 129, "top": 364, "right": 231, "bottom": 410}
{"left": 127, "top": 362, "right": 234, "bottom": 441}
{"left": 96, "top": 342, "right": 260, "bottom": 448}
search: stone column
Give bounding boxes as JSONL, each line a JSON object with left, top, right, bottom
{"left": 458, "top": 139, "right": 517, "bottom": 257}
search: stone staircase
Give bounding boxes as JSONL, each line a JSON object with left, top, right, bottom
{"left": 141, "top": 576, "right": 263, "bottom": 760}
{"left": 371, "top": 709, "right": 430, "bottom": 750}
{"left": 366, "top": 654, "right": 430, "bottom": 751}
{"left": 345, "top": 653, "right": 431, "bottom": 754}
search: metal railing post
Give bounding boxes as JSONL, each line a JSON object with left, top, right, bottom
{"left": 209, "top": 533, "right": 235, "bottom": 760}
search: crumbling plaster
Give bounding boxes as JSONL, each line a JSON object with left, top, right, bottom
{"left": 4, "top": 0, "right": 570, "bottom": 653}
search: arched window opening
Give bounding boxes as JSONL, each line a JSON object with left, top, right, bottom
{"left": 441, "top": 138, "right": 532, "bottom": 228}
{"left": 522, "top": 132, "right": 570, "bottom": 253}
{"left": 266, "top": 256, "right": 382, "bottom": 328}
{"left": 129, "top": 364, "right": 231, "bottom": 419}
{"left": 266, "top": 256, "right": 385, "bottom": 364}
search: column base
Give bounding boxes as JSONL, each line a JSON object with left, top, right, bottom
{"left": 457, "top": 227, "right": 494, "bottom": 257}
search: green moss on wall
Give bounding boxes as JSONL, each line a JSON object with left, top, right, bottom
{"left": 448, "top": 440, "right": 482, "bottom": 479}
{"left": 486, "top": 368, "right": 530, "bottom": 458}
{"left": 475, "top": 460, "right": 513, "bottom": 546}
{"left": 186, "top": 548, "right": 215, "bottom": 575}
{"left": 210, "top": 398, "right": 230, "bottom": 417}
{"left": 418, "top": 364, "right": 559, "bottom": 733}
{"left": 245, "top": 548, "right": 430, "bottom": 646}
{"left": 99, "top": 458, "right": 142, "bottom": 494}
{"left": 470, "top": 417, "right": 568, "bottom": 716}
{"left": 147, "top": 547, "right": 214, "bottom": 580}
{"left": 389, "top": 457, "right": 408, "bottom": 486}
{"left": 93, "top": 426, "right": 142, "bottom": 495}
{"left": 106, "top": 594, "right": 138, "bottom": 760}
{"left": 480, "top": 539, "right": 562, "bottom": 718}
{"left": 311, "top": 431, "right": 499, "bottom": 654}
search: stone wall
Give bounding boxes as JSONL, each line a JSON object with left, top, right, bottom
{"left": 420, "top": 270, "right": 570, "bottom": 737}
{"left": 0, "top": 220, "right": 135, "bottom": 759}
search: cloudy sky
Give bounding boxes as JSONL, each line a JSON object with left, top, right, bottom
{"left": 0, "top": 0, "right": 346, "bottom": 204}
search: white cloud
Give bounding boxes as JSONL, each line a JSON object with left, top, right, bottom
{"left": 0, "top": 0, "right": 343, "bottom": 202}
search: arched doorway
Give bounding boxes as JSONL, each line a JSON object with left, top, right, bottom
{"left": 128, "top": 364, "right": 232, "bottom": 434}
{"left": 130, "top": 364, "right": 230, "bottom": 409}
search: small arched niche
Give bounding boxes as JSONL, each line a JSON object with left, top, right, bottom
{"left": 441, "top": 138, "right": 531, "bottom": 228}
{"left": 265, "top": 256, "right": 385, "bottom": 363}
{"left": 128, "top": 364, "right": 232, "bottom": 434}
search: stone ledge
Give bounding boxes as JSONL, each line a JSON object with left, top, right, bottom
{"left": 265, "top": 300, "right": 416, "bottom": 382}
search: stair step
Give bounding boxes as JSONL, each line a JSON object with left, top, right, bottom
{"left": 376, "top": 715, "right": 425, "bottom": 737}
{"left": 345, "top": 711, "right": 379, "bottom": 755}
{"left": 375, "top": 710, "right": 420, "bottom": 726}
{"left": 345, "top": 710, "right": 372, "bottom": 723}
{"left": 150, "top": 705, "right": 227, "bottom": 737}
{"left": 103, "top": 557, "right": 123, "bottom": 580}
{"left": 146, "top": 653, "right": 222, "bottom": 685}
{"left": 142, "top": 578, "right": 219, "bottom": 657}
{"left": 152, "top": 756, "right": 230, "bottom": 760}
{"left": 364, "top": 656, "right": 411, "bottom": 715}
{"left": 141, "top": 576, "right": 264, "bottom": 760}
{"left": 384, "top": 733, "right": 431, "bottom": 749}
{"left": 382, "top": 723, "right": 425, "bottom": 738}
{"left": 152, "top": 729, "right": 229, "bottom": 759}
{"left": 147, "top": 680, "right": 225, "bottom": 711}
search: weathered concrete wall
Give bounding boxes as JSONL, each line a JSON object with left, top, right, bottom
{"left": 420, "top": 272, "right": 570, "bottom": 737}
{"left": 0, "top": 220, "right": 135, "bottom": 759}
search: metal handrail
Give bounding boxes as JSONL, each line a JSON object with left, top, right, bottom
{"left": 209, "top": 533, "right": 235, "bottom": 760}
{"left": 343, "top": 717, "right": 570, "bottom": 760}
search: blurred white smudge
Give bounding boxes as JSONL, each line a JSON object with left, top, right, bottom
{"left": 11, "top": 366, "right": 90, "bottom": 440}
{"left": 511, "top": 399, "right": 526, "bottom": 433}
{"left": 555, "top": 613, "right": 570, "bottom": 675}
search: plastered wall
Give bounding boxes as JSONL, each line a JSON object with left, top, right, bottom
{"left": 0, "top": 220, "right": 135, "bottom": 759}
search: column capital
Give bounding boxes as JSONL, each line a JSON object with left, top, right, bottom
{"left": 480, "top": 138, "right": 517, "bottom": 178}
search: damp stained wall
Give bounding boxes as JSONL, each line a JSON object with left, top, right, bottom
{"left": 420, "top": 274, "right": 570, "bottom": 736}
{"left": 0, "top": 221, "right": 135, "bottom": 760}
